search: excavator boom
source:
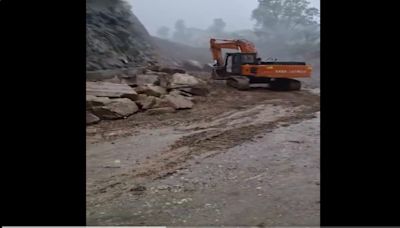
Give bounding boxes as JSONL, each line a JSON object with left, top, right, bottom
{"left": 210, "top": 38, "right": 257, "bottom": 65}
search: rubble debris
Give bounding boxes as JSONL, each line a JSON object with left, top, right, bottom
{"left": 179, "top": 87, "right": 209, "bottom": 96}
{"left": 146, "top": 107, "right": 176, "bottom": 115}
{"left": 165, "top": 94, "right": 194, "bottom": 109}
{"left": 134, "top": 74, "right": 160, "bottom": 86}
{"left": 130, "top": 185, "right": 147, "bottom": 195}
{"left": 135, "top": 85, "right": 167, "bottom": 97}
{"left": 169, "top": 89, "right": 193, "bottom": 97}
{"left": 86, "top": 95, "right": 112, "bottom": 108}
{"left": 135, "top": 94, "right": 157, "bottom": 110}
{"left": 86, "top": 111, "right": 100, "bottom": 125}
{"left": 169, "top": 73, "right": 204, "bottom": 88}
{"left": 86, "top": 81, "right": 138, "bottom": 100}
{"left": 91, "top": 98, "right": 139, "bottom": 119}
{"left": 159, "top": 67, "right": 186, "bottom": 74}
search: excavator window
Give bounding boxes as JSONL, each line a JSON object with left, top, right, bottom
{"left": 241, "top": 54, "right": 257, "bottom": 64}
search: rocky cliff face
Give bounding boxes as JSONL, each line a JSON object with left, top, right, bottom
{"left": 86, "top": 0, "right": 157, "bottom": 71}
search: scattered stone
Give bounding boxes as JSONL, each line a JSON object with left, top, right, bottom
{"left": 135, "top": 94, "right": 156, "bottom": 110}
{"left": 135, "top": 74, "right": 160, "bottom": 86}
{"left": 158, "top": 74, "right": 172, "bottom": 88}
{"left": 86, "top": 81, "right": 138, "bottom": 100}
{"left": 146, "top": 107, "right": 176, "bottom": 115}
{"left": 130, "top": 185, "right": 147, "bottom": 194}
{"left": 86, "top": 95, "right": 112, "bottom": 109}
{"left": 179, "top": 87, "right": 209, "bottom": 96}
{"left": 135, "top": 85, "right": 167, "bottom": 97}
{"left": 165, "top": 94, "right": 194, "bottom": 109}
{"left": 169, "top": 89, "right": 193, "bottom": 97}
{"left": 169, "top": 73, "right": 204, "bottom": 89}
{"left": 153, "top": 97, "right": 173, "bottom": 108}
{"left": 157, "top": 185, "right": 170, "bottom": 190}
{"left": 91, "top": 98, "right": 139, "bottom": 119}
{"left": 86, "top": 111, "right": 100, "bottom": 125}
{"left": 86, "top": 69, "right": 122, "bottom": 81}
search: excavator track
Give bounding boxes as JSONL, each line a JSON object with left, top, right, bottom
{"left": 269, "top": 78, "right": 301, "bottom": 91}
{"left": 227, "top": 76, "right": 250, "bottom": 90}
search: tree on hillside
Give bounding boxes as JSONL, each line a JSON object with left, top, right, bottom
{"left": 252, "top": 0, "right": 320, "bottom": 58}
{"left": 207, "top": 18, "right": 227, "bottom": 37}
{"left": 172, "top": 19, "right": 192, "bottom": 44}
{"left": 157, "top": 26, "right": 170, "bottom": 39}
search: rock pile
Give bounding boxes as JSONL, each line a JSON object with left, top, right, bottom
{"left": 86, "top": 66, "right": 209, "bottom": 125}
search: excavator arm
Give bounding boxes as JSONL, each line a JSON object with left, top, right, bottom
{"left": 210, "top": 38, "right": 257, "bottom": 66}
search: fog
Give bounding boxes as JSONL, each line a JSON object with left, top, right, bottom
{"left": 127, "top": 0, "right": 320, "bottom": 36}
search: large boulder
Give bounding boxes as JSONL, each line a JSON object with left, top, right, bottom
{"left": 135, "top": 85, "right": 167, "bottom": 97}
{"left": 152, "top": 97, "right": 172, "bottom": 108}
{"left": 134, "top": 74, "right": 160, "bottom": 86}
{"left": 91, "top": 98, "right": 139, "bottom": 120}
{"left": 86, "top": 81, "right": 138, "bottom": 100}
{"left": 86, "top": 95, "right": 112, "bottom": 109}
{"left": 169, "top": 73, "right": 202, "bottom": 88}
{"left": 164, "top": 94, "right": 194, "bottom": 109}
{"left": 135, "top": 94, "right": 156, "bottom": 110}
{"left": 168, "top": 73, "right": 209, "bottom": 96}
{"left": 86, "top": 111, "right": 100, "bottom": 125}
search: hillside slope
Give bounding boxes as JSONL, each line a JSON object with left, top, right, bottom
{"left": 86, "top": 0, "right": 157, "bottom": 71}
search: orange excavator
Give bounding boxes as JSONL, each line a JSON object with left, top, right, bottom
{"left": 209, "top": 38, "right": 312, "bottom": 90}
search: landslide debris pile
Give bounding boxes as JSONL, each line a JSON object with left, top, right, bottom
{"left": 86, "top": 0, "right": 157, "bottom": 71}
{"left": 86, "top": 66, "right": 210, "bottom": 125}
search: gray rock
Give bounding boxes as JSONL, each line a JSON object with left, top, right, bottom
{"left": 86, "top": 95, "right": 112, "bottom": 109}
{"left": 135, "top": 85, "right": 167, "bottom": 97}
{"left": 153, "top": 97, "right": 173, "bottom": 108}
{"left": 135, "top": 74, "right": 160, "bottom": 86}
{"left": 135, "top": 94, "right": 156, "bottom": 110}
{"left": 86, "top": 111, "right": 100, "bottom": 125}
{"left": 165, "top": 94, "right": 194, "bottom": 109}
{"left": 169, "top": 73, "right": 206, "bottom": 89}
{"left": 86, "top": 81, "right": 138, "bottom": 100}
{"left": 91, "top": 98, "right": 139, "bottom": 119}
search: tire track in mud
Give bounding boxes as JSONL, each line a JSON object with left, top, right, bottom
{"left": 87, "top": 101, "right": 319, "bottom": 206}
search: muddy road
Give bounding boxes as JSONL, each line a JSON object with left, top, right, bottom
{"left": 86, "top": 83, "right": 320, "bottom": 226}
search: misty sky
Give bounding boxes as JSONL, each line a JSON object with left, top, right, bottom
{"left": 127, "top": 0, "right": 320, "bottom": 35}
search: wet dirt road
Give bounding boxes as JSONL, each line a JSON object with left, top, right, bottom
{"left": 86, "top": 85, "right": 320, "bottom": 226}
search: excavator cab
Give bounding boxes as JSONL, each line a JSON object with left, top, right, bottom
{"left": 214, "top": 53, "right": 257, "bottom": 77}
{"left": 225, "top": 53, "right": 257, "bottom": 74}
